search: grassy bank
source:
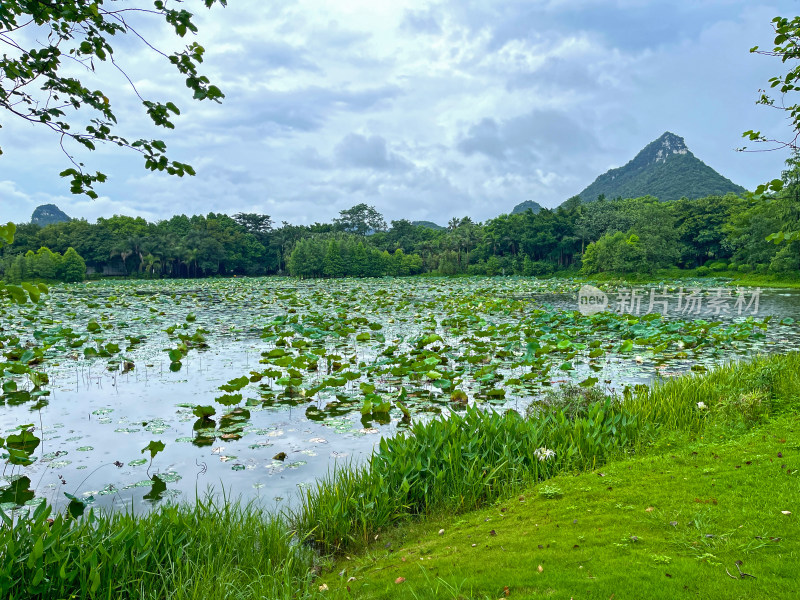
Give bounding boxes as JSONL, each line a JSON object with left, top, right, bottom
{"left": 322, "top": 413, "right": 799, "bottom": 599}
{"left": 2, "top": 354, "right": 799, "bottom": 599}
{"left": 314, "top": 354, "right": 800, "bottom": 598}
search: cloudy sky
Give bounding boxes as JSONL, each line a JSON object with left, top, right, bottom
{"left": 1, "top": 0, "right": 797, "bottom": 226}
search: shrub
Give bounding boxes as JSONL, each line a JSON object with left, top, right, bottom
{"left": 769, "top": 244, "right": 800, "bottom": 272}
{"left": 715, "top": 390, "right": 770, "bottom": 427}
{"left": 526, "top": 383, "right": 615, "bottom": 421}
{"left": 695, "top": 265, "right": 711, "bottom": 277}
{"left": 62, "top": 248, "right": 86, "bottom": 283}
{"left": 467, "top": 261, "right": 488, "bottom": 276}
{"left": 531, "top": 260, "right": 555, "bottom": 277}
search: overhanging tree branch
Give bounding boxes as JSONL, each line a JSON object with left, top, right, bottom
{"left": 0, "top": 0, "right": 227, "bottom": 196}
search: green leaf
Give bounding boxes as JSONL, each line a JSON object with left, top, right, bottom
{"left": 769, "top": 178, "right": 784, "bottom": 192}
{"left": 21, "top": 282, "right": 41, "bottom": 302}
{"left": 65, "top": 493, "right": 87, "bottom": 519}
{"left": 0, "top": 222, "right": 16, "bottom": 245}
{"left": 396, "top": 400, "right": 411, "bottom": 418}
{"left": 91, "top": 569, "right": 101, "bottom": 594}
{"left": 5, "top": 285, "right": 27, "bottom": 304}
{"left": 219, "top": 376, "right": 249, "bottom": 392}
{"left": 141, "top": 440, "right": 165, "bottom": 460}
{"left": 372, "top": 400, "right": 390, "bottom": 413}
{"left": 215, "top": 393, "right": 242, "bottom": 406}
{"left": 192, "top": 405, "right": 216, "bottom": 419}
{"left": 6, "top": 430, "right": 40, "bottom": 454}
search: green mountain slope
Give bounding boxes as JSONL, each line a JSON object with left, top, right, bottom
{"left": 412, "top": 220, "right": 446, "bottom": 230}
{"left": 511, "top": 200, "right": 543, "bottom": 214}
{"left": 576, "top": 132, "right": 746, "bottom": 202}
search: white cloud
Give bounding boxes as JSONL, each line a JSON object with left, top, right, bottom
{"left": 0, "top": 0, "right": 796, "bottom": 227}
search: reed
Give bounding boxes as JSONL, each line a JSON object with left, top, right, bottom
{"left": 0, "top": 494, "right": 317, "bottom": 600}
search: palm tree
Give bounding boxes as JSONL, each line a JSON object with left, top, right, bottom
{"left": 181, "top": 247, "right": 199, "bottom": 278}
{"left": 115, "top": 236, "right": 147, "bottom": 273}
{"left": 110, "top": 241, "right": 133, "bottom": 275}
{"left": 141, "top": 253, "right": 160, "bottom": 276}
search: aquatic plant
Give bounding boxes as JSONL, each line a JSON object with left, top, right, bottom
{"left": 0, "top": 496, "right": 317, "bottom": 600}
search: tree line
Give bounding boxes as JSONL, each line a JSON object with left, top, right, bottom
{"left": 2, "top": 158, "right": 800, "bottom": 281}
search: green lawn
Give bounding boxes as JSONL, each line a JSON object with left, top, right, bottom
{"left": 320, "top": 417, "right": 799, "bottom": 600}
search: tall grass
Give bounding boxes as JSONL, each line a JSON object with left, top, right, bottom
{"left": 294, "top": 353, "right": 800, "bottom": 554}
{"left": 627, "top": 352, "right": 800, "bottom": 434}
{"left": 294, "top": 399, "right": 641, "bottom": 552}
{"left": 0, "top": 495, "right": 318, "bottom": 600}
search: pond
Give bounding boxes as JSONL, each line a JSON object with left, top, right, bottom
{"left": 2, "top": 277, "right": 799, "bottom": 513}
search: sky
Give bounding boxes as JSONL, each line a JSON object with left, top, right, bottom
{"left": 1, "top": 0, "right": 798, "bottom": 227}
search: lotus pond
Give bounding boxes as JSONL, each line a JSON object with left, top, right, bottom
{"left": 2, "top": 277, "right": 799, "bottom": 513}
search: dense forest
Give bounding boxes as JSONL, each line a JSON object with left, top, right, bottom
{"left": 2, "top": 157, "right": 800, "bottom": 281}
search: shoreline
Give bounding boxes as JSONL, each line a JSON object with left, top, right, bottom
{"left": 5, "top": 352, "right": 799, "bottom": 599}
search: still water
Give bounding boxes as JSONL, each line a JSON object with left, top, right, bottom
{"left": 2, "top": 278, "right": 799, "bottom": 513}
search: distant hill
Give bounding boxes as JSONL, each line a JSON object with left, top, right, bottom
{"left": 31, "top": 204, "right": 71, "bottom": 226}
{"left": 511, "top": 200, "right": 543, "bottom": 215}
{"left": 413, "top": 220, "right": 446, "bottom": 230}
{"left": 575, "top": 132, "right": 746, "bottom": 202}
